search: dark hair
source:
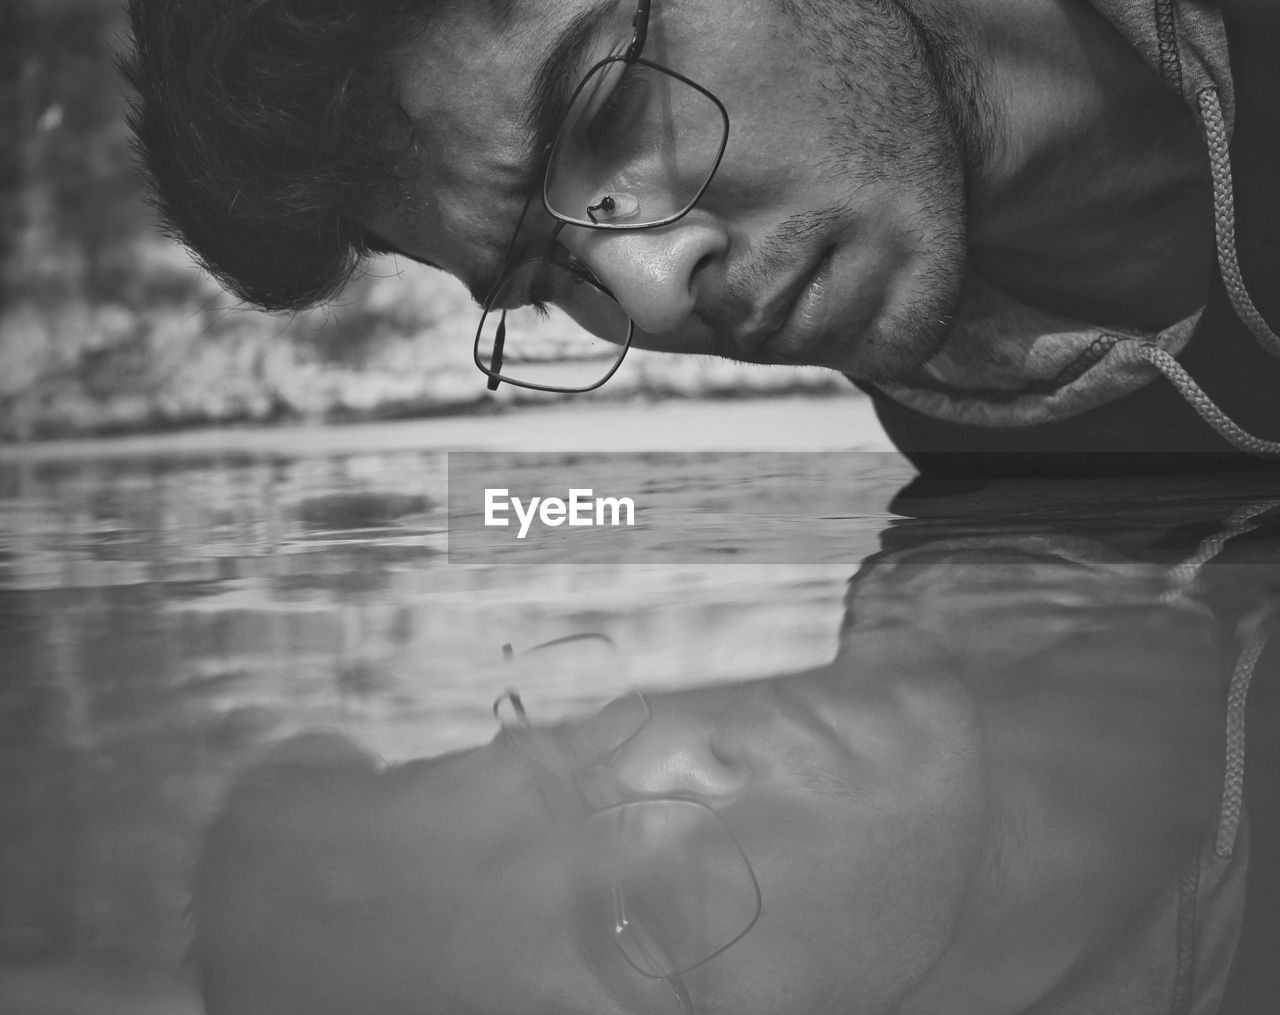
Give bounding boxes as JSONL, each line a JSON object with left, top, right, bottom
{"left": 120, "top": 0, "right": 426, "bottom": 311}
{"left": 191, "top": 733, "right": 485, "bottom": 1015}
{"left": 192, "top": 733, "right": 385, "bottom": 1014}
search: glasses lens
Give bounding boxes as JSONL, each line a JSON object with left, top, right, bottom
{"left": 595, "top": 799, "right": 761, "bottom": 978}
{"left": 546, "top": 59, "right": 728, "bottom": 228}
{"left": 476, "top": 260, "right": 631, "bottom": 392}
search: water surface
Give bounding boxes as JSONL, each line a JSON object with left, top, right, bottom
{"left": 1, "top": 419, "right": 1277, "bottom": 1013}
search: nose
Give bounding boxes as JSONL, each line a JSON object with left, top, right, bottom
{"left": 580, "top": 710, "right": 752, "bottom": 808}
{"left": 563, "top": 216, "right": 726, "bottom": 335}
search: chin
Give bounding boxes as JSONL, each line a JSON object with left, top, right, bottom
{"left": 839, "top": 257, "right": 965, "bottom": 383}
{"left": 845, "top": 316, "right": 953, "bottom": 384}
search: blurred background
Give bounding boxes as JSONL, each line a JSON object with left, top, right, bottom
{"left": 0, "top": 7, "right": 882, "bottom": 1012}
{"left": 0, "top": 0, "right": 849, "bottom": 443}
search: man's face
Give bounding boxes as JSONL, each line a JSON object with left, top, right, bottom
{"left": 366, "top": 0, "right": 972, "bottom": 382}
{"left": 383, "top": 666, "right": 985, "bottom": 1015}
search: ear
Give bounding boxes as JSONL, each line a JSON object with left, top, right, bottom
{"left": 583, "top": 710, "right": 752, "bottom": 807}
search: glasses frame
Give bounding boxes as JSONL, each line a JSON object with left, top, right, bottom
{"left": 474, "top": 239, "right": 637, "bottom": 394}
{"left": 492, "top": 685, "right": 761, "bottom": 1015}
{"left": 474, "top": 0, "right": 730, "bottom": 393}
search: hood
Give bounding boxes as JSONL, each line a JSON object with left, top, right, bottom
{"left": 873, "top": 0, "right": 1280, "bottom": 457}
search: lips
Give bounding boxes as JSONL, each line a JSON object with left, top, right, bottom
{"left": 738, "top": 249, "right": 835, "bottom": 364}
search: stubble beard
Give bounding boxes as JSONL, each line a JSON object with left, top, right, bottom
{"left": 777, "top": 0, "right": 990, "bottom": 384}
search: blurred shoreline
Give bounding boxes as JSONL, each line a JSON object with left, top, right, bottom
{"left": 0, "top": 393, "right": 895, "bottom": 461}
{"left": 0, "top": 243, "right": 852, "bottom": 443}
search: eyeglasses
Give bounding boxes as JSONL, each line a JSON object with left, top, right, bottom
{"left": 475, "top": 0, "right": 730, "bottom": 393}
{"left": 493, "top": 687, "right": 761, "bottom": 1015}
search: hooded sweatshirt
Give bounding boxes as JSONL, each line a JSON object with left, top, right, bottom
{"left": 854, "top": 0, "right": 1280, "bottom": 472}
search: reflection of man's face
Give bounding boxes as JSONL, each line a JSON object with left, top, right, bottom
{"left": 197, "top": 530, "right": 1239, "bottom": 1015}
{"left": 363, "top": 0, "right": 974, "bottom": 383}
{"left": 382, "top": 671, "right": 986, "bottom": 1015}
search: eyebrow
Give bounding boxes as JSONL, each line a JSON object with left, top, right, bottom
{"left": 467, "top": 1, "right": 623, "bottom": 304}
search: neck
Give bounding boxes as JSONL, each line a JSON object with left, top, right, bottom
{"left": 957, "top": 0, "right": 1214, "bottom": 330}
{"left": 896, "top": 618, "right": 1225, "bottom": 1015}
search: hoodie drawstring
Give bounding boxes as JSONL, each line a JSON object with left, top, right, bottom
{"left": 1119, "top": 86, "right": 1280, "bottom": 458}
{"left": 1159, "top": 497, "right": 1279, "bottom": 859}
{"left": 1197, "top": 87, "right": 1280, "bottom": 357}
{"left": 1128, "top": 343, "right": 1280, "bottom": 457}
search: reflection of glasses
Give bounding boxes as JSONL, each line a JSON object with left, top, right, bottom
{"left": 493, "top": 689, "right": 761, "bottom": 1015}
{"left": 475, "top": 0, "right": 731, "bottom": 393}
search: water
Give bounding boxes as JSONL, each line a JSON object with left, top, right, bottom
{"left": 1, "top": 410, "right": 1278, "bottom": 1013}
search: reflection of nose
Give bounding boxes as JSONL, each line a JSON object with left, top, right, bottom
{"left": 583, "top": 712, "right": 751, "bottom": 807}
{"left": 566, "top": 218, "right": 725, "bottom": 335}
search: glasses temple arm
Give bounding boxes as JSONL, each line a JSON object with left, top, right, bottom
{"left": 493, "top": 688, "right": 527, "bottom": 722}
{"left": 667, "top": 974, "right": 696, "bottom": 1015}
{"left": 627, "top": 0, "right": 652, "bottom": 62}
{"left": 487, "top": 313, "right": 507, "bottom": 391}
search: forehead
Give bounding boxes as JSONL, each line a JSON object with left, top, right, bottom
{"left": 373, "top": 0, "right": 624, "bottom": 290}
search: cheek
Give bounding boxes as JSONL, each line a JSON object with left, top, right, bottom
{"left": 701, "top": 91, "right": 845, "bottom": 215}
{"left": 708, "top": 792, "right": 974, "bottom": 1012}
{"left": 723, "top": 89, "right": 837, "bottom": 181}
{"left": 709, "top": 802, "right": 870, "bottom": 991}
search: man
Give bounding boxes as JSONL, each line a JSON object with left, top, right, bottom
{"left": 191, "top": 503, "right": 1279, "bottom": 1014}
{"left": 123, "top": 0, "right": 1279, "bottom": 467}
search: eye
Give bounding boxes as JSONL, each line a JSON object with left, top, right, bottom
{"left": 526, "top": 264, "right": 559, "bottom": 316}
{"left": 510, "top": 257, "right": 601, "bottom": 318}
{"left": 565, "top": 256, "right": 604, "bottom": 289}
{"left": 583, "top": 63, "right": 649, "bottom": 154}
{"left": 490, "top": 261, "right": 556, "bottom": 315}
